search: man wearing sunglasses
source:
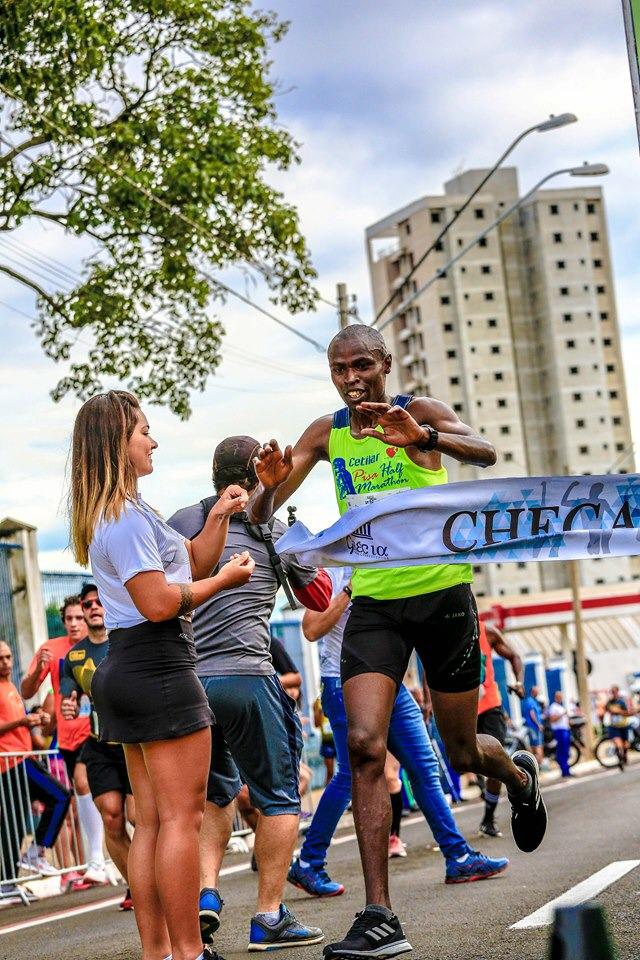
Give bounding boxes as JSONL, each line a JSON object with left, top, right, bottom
{"left": 60, "top": 584, "right": 134, "bottom": 910}
{"left": 21, "top": 588, "right": 107, "bottom": 884}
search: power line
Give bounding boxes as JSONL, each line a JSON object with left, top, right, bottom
{"left": 0, "top": 81, "right": 327, "bottom": 353}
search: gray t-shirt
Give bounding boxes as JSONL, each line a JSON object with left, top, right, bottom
{"left": 168, "top": 501, "right": 318, "bottom": 676}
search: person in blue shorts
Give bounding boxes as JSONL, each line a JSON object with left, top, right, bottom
{"left": 288, "top": 566, "right": 509, "bottom": 897}
{"left": 522, "top": 686, "right": 544, "bottom": 765}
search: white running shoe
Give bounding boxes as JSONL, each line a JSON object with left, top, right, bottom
{"left": 83, "top": 861, "right": 109, "bottom": 885}
{"left": 388, "top": 834, "right": 407, "bottom": 858}
{"left": 17, "top": 853, "right": 57, "bottom": 876}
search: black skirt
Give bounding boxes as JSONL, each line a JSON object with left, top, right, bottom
{"left": 92, "top": 618, "right": 213, "bottom": 744}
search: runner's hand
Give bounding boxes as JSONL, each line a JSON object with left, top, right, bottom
{"left": 61, "top": 692, "right": 80, "bottom": 720}
{"left": 356, "top": 402, "right": 426, "bottom": 448}
{"left": 22, "top": 713, "right": 44, "bottom": 729}
{"left": 217, "top": 552, "right": 255, "bottom": 589}
{"left": 212, "top": 484, "right": 249, "bottom": 518}
{"left": 254, "top": 439, "right": 293, "bottom": 489}
{"left": 36, "top": 648, "right": 51, "bottom": 672}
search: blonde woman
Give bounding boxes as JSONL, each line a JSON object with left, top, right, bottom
{"left": 70, "top": 391, "right": 254, "bottom": 960}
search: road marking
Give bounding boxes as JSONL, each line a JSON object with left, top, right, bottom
{"left": 0, "top": 761, "right": 634, "bottom": 936}
{"left": 511, "top": 860, "right": 640, "bottom": 929}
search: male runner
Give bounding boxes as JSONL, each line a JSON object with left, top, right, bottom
{"left": 604, "top": 685, "right": 631, "bottom": 770}
{"left": 169, "top": 437, "right": 331, "bottom": 952}
{"left": 249, "top": 323, "right": 547, "bottom": 958}
{"left": 21, "top": 594, "right": 107, "bottom": 884}
{"left": 477, "top": 620, "right": 524, "bottom": 839}
{"left": 60, "top": 585, "right": 133, "bottom": 910}
{"left": 288, "top": 565, "right": 508, "bottom": 897}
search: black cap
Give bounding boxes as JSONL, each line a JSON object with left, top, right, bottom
{"left": 212, "top": 435, "right": 260, "bottom": 490}
{"left": 79, "top": 582, "right": 99, "bottom": 601}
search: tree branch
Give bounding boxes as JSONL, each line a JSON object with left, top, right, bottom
{"left": 0, "top": 133, "right": 51, "bottom": 168}
{"left": 0, "top": 262, "right": 63, "bottom": 311}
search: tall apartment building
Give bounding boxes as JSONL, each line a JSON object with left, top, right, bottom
{"left": 366, "top": 167, "right": 637, "bottom": 599}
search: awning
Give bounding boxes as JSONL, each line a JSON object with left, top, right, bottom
{"left": 508, "top": 615, "right": 640, "bottom": 658}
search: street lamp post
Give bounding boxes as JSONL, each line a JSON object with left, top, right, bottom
{"left": 372, "top": 113, "right": 578, "bottom": 326}
{"left": 376, "top": 162, "right": 609, "bottom": 336}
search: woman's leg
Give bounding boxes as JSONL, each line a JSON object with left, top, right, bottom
{"left": 123, "top": 744, "right": 171, "bottom": 960}
{"left": 142, "top": 727, "right": 211, "bottom": 960}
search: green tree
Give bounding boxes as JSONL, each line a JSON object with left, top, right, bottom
{"left": 0, "top": 0, "right": 317, "bottom": 417}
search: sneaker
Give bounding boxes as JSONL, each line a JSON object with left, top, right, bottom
{"left": 288, "top": 858, "right": 345, "bottom": 897}
{"left": 83, "top": 861, "right": 109, "bottom": 885}
{"left": 445, "top": 849, "right": 509, "bottom": 884}
{"left": 509, "top": 751, "right": 547, "bottom": 853}
{"left": 17, "top": 854, "right": 57, "bottom": 876}
{"left": 323, "top": 907, "right": 411, "bottom": 959}
{"left": 478, "top": 821, "right": 503, "bottom": 839}
{"left": 200, "top": 887, "right": 224, "bottom": 943}
{"left": 248, "top": 903, "right": 324, "bottom": 951}
{"left": 203, "top": 949, "right": 226, "bottom": 960}
{"left": 119, "top": 888, "right": 133, "bottom": 911}
{"left": 388, "top": 835, "right": 407, "bottom": 859}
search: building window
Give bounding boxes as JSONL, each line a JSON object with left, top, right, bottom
{"left": 484, "top": 291, "right": 494, "bottom": 301}
{"left": 596, "top": 284, "right": 606, "bottom": 294}
{"left": 563, "top": 313, "right": 572, "bottom": 322}
{"left": 600, "top": 311, "right": 609, "bottom": 320}
{"left": 466, "top": 319, "right": 473, "bottom": 327}
{"left": 556, "top": 260, "right": 566, "bottom": 269}
{"left": 494, "top": 371, "right": 504, "bottom": 381}
{"left": 590, "top": 231, "right": 600, "bottom": 242}
{"left": 488, "top": 318, "right": 497, "bottom": 328}
{"left": 616, "top": 442, "right": 625, "bottom": 451}
{"left": 474, "top": 208, "right": 485, "bottom": 220}
{"left": 579, "top": 445, "right": 589, "bottom": 454}
{"left": 603, "top": 337, "right": 612, "bottom": 346}
{"left": 481, "top": 265, "right": 491, "bottom": 274}
{"left": 573, "top": 392, "right": 582, "bottom": 401}
{"left": 450, "top": 376, "right": 459, "bottom": 385}
{"left": 569, "top": 366, "right": 579, "bottom": 375}
{"left": 549, "top": 204, "right": 559, "bottom": 215}
{"left": 477, "top": 400, "right": 483, "bottom": 407}
{"left": 497, "top": 398, "right": 507, "bottom": 408}
{"left": 443, "top": 322, "right": 453, "bottom": 332}
{"left": 457, "top": 238, "right": 464, "bottom": 247}
{"left": 478, "top": 237, "right": 488, "bottom": 248}
{"left": 431, "top": 210, "right": 442, "bottom": 223}
{"left": 576, "top": 419, "right": 585, "bottom": 428}
{"left": 609, "top": 390, "right": 618, "bottom": 399}
{"left": 504, "top": 452, "right": 513, "bottom": 462}
{"left": 560, "top": 286, "right": 569, "bottom": 296}
{"left": 517, "top": 562, "right": 526, "bottom": 569}
{"left": 500, "top": 425, "right": 510, "bottom": 435}
{"left": 593, "top": 259, "right": 602, "bottom": 268}
{"left": 566, "top": 339, "right": 576, "bottom": 348}
{"left": 613, "top": 416, "right": 622, "bottom": 425}
{"left": 587, "top": 202, "right": 596, "bottom": 214}
{"left": 460, "top": 266, "right": 466, "bottom": 273}
{"left": 446, "top": 349, "right": 457, "bottom": 359}
{"left": 553, "top": 232, "right": 563, "bottom": 243}
{"left": 606, "top": 363, "right": 615, "bottom": 373}
{"left": 453, "top": 403, "right": 463, "bottom": 412}
{"left": 520, "top": 587, "right": 530, "bottom": 595}
{"left": 491, "top": 345, "right": 500, "bottom": 354}
{"left": 440, "top": 295, "right": 450, "bottom": 305}
{"left": 464, "top": 293, "right": 470, "bottom": 300}
{"left": 434, "top": 240, "right": 444, "bottom": 251}
{"left": 576, "top": 231, "right": 583, "bottom": 239}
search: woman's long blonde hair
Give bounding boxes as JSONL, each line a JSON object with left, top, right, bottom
{"left": 70, "top": 390, "right": 141, "bottom": 566}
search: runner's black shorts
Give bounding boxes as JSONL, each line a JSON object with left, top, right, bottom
{"left": 477, "top": 705, "right": 507, "bottom": 745}
{"left": 80, "top": 737, "right": 132, "bottom": 800}
{"left": 341, "top": 583, "right": 480, "bottom": 693}
{"left": 60, "top": 741, "right": 89, "bottom": 782}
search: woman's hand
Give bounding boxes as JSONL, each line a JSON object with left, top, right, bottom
{"left": 216, "top": 551, "right": 255, "bottom": 589}
{"left": 211, "top": 485, "right": 249, "bottom": 518}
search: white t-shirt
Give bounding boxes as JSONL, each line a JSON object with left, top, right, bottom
{"left": 90, "top": 497, "right": 191, "bottom": 629}
{"left": 548, "top": 702, "right": 570, "bottom": 731}
{"left": 318, "top": 566, "right": 352, "bottom": 679}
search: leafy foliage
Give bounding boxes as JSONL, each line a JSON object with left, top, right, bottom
{"left": 0, "top": 0, "right": 317, "bottom": 417}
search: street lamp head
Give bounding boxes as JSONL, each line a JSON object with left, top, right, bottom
{"left": 536, "top": 113, "right": 578, "bottom": 132}
{"left": 569, "top": 162, "right": 609, "bottom": 177}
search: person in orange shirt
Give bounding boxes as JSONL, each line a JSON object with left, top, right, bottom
{"left": 21, "top": 593, "right": 107, "bottom": 884}
{"left": 477, "top": 621, "right": 524, "bottom": 839}
{"left": 0, "top": 641, "right": 71, "bottom": 884}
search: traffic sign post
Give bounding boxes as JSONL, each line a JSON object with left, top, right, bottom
{"left": 622, "top": 0, "right": 640, "bottom": 151}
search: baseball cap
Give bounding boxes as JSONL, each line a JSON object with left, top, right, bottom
{"left": 212, "top": 435, "right": 261, "bottom": 489}
{"left": 79, "top": 582, "right": 99, "bottom": 601}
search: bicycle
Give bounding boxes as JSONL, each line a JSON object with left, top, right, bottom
{"left": 595, "top": 719, "right": 640, "bottom": 769}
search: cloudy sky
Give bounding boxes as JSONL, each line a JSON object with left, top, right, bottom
{"left": 1, "top": 0, "right": 639, "bottom": 571}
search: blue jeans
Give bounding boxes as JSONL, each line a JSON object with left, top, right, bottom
{"left": 300, "top": 679, "right": 468, "bottom": 867}
{"left": 554, "top": 727, "right": 571, "bottom": 776}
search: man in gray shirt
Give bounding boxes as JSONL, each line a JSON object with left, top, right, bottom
{"left": 169, "top": 435, "right": 331, "bottom": 953}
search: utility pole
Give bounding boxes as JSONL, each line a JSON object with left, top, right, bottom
{"left": 337, "top": 282, "right": 350, "bottom": 329}
{"left": 568, "top": 558, "right": 595, "bottom": 758}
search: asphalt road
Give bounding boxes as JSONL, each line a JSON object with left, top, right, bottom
{"left": 0, "top": 763, "right": 638, "bottom": 960}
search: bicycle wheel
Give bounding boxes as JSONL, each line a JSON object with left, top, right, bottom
{"left": 568, "top": 742, "right": 581, "bottom": 768}
{"left": 595, "top": 736, "right": 620, "bottom": 769}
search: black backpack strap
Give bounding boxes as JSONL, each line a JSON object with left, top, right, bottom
{"left": 392, "top": 394, "right": 414, "bottom": 409}
{"left": 243, "top": 520, "right": 299, "bottom": 610}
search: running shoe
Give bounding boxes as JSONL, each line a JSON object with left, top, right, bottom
{"left": 17, "top": 853, "right": 57, "bottom": 876}
{"left": 119, "top": 887, "right": 133, "bottom": 911}
{"left": 388, "top": 835, "right": 407, "bottom": 859}
{"left": 508, "top": 751, "right": 547, "bottom": 853}
{"left": 200, "top": 887, "right": 224, "bottom": 943}
{"left": 287, "top": 858, "right": 345, "bottom": 897}
{"left": 203, "top": 949, "right": 227, "bottom": 960}
{"left": 248, "top": 903, "right": 323, "bottom": 951}
{"left": 478, "top": 820, "right": 503, "bottom": 839}
{"left": 83, "top": 860, "right": 109, "bottom": 885}
{"left": 445, "top": 849, "right": 509, "bottom": 884}
{"left": 323, "top": 907, "right": 411, "bottom": 959}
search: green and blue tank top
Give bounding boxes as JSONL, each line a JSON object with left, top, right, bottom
{"left": 327, "top": 395, "right": 473, "bottom": 600}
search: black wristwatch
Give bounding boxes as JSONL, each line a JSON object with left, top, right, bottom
{"left": 343, "top": 585, "right": 352, "bottom": 598}
{"left": 416, "top": 424, "right": 439, "bottom": 452}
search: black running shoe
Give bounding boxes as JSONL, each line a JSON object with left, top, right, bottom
{"left": 323, "top": 906, "right": 412, "bottom": 959}
{"left": 478, "top": 820, "right": 503, "bottom": 839}
{"left": 509, "top": 751, "right": 547, "bottom": 853}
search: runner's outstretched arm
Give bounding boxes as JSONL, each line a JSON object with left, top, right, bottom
{"left": 247, "top": 416, "right": 331, "bottom": 523}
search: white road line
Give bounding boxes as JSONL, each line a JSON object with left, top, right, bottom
{"left": 511, "top": 860, "right": 640, "bottom": 929}
{"left": 0, "top": 762, "right": 632, "bottom": 937}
